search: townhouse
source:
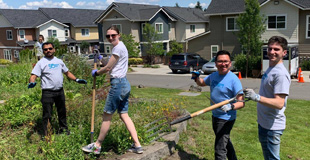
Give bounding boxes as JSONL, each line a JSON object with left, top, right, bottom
{"left": 94, "top": 2, "right": 209, "bottom": 57}
{"left": 196, "top": 0, "right": 310, "bottom": 59}
{"left": 0, "top": 8, "right": 103, "bottom": 62}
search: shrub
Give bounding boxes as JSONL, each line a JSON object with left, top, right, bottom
{"left": 0, "top": 59, "right": 12, "bottom": 65}
{"left": 234, "top": 54, "right": 261, "bottom": 77}
{"left": 301, "top": 60, "right": 310, "bottom": 71}
{"left": 128, "top": 58, "right": 143, "bottom": 65}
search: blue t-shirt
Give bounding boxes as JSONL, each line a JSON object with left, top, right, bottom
{"left": 204, "top": 71, "right": 243, "bottom": 120}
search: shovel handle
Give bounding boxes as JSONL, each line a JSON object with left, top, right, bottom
{"left": 90, "top": 52, "right": 98, "bottom": 143}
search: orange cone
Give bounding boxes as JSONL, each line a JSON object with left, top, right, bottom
{"left": 238, "top": 72, "right": 242, "bottom": 79}
{"left": 298, "top": 68, "right": 305, "bottom": 83}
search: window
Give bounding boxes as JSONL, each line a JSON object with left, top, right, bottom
{"left": 268, "top": 15, "right": 286, "bottom": 29}
{"left": 226, "top": 17, "right": 239, "bottom": 31}
{"left": 168, "top": 23, "right": 171, "bottom": 32}
{"left": 81, "top": 28, "right": 89, "bottom": 36}
{"left": 19, "top": 30, "right": 25, "bottom": 40}
{"left": 155, "top": 23, "right": 163, "bottom": 34}
{"left": 190, "top": 25, "right": 195, "bottom": 33}
{"left": 65, "top": 28, "right": 69, "bottom": 37}
{"left": 6, "top": 30, "right": 12, "bottom": 40}
{"left": 306, "top": 15, "right": 310, "bottom": 38}
{"left": 211, "top": 45, "right": 219, "bottom": 58}
{"left": 141, "top": 23, "right": 146, "bottom": 34}
{"left": 14, "top": 50, "right": 19, "bottom": 58}
{"left": 112, "top": 24, "right": 122, "bottom": 33}
{"left": 48, "top": 30, "right": 57, "bottom": 37}
{"left": 4, "top": 49, "right": 12, "bottom": 60}
{"left": 106, "top": 46, "right": 110, "bottom": 54}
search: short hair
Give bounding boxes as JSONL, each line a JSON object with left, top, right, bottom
{"left": 268, "top": 36, "right": 288, "bottom": 50}
{"left": 42, "top": 42, "right": 54, "bottom": 49}
{"left": 106, "top": 26, "right": 120, "bottom": 34}
{"left": 215, "top": 50, "right": 231, "bottom": 61}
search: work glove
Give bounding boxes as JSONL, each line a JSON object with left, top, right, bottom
{"left": 92, "top": 69, "right": 99, "bottom": 77}
{"left": 75, "top": 79, "right": 87, "bottom": 84}
{"left": 191, "top": 71, "right": 200, "bottom": 81}
{"left": 97, "top": 55, "right": 103, "bottom": 61}
{"left": 244, "top": 88, "right": 261, "bottom": 102}
{"left": 220, "top": 103, "right": 233, "bottom": 112}
{"left": 28, "top": 82, "right": 37, "bottom": 89}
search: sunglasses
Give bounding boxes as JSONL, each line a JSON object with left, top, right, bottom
{"left": 106, "top": 34, "right": 117, "bottom": 38}
{"left": 43, "top": 48, "right": 54, "bottom": 51}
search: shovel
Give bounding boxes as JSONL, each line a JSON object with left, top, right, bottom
{"left": 90, "top": 49, "right": 99, "bottom": 143}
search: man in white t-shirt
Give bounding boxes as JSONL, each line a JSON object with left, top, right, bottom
{"left": 244, "top": 36, "right": 291, "bottom": 160}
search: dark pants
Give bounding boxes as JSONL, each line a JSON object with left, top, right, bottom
{"left": 41, "top": 88, "right": 68, "bottom": 135}
{"left": 212, "top": 116, "right": 237, "bottom": 160}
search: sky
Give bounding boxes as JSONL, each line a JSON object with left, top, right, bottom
{"left": 0, "top": 0, "right": 211, "bottom": 10}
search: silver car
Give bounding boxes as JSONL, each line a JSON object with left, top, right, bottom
{"left": 202, "top": 57, "right": 235, "bottom": 74}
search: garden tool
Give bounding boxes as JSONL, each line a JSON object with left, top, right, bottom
{"left": 170, "top": 89, "right": 248, "bottom": 125}
{"left": 90, "top": 49, "right": 99, "bottom": 143}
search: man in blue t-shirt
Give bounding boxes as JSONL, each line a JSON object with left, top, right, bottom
{"left": 192, "top": 50, "right": 244, "bottom": 160}
{"left": 244, "top": 36, "right": 291, "bottom": 160}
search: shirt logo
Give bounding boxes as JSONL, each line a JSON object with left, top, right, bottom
{"left": 48, "top": 64, "right": 59, "bottom": 69}
{"left": 211, "top": 80, "right": 224, "bottom": 89}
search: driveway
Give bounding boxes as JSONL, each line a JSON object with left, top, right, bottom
{"left": 128, "top": 64, "right": 310, "bottom": 100}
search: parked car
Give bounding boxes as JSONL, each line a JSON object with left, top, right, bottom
{"left": 169, "top": 53, "right": 209, "bottom": 73}
{"left": 202, "top": 57, "right": 235, "bottom": 74}
{"left": 84, "top": 53, "right": 109, "bottom": 67}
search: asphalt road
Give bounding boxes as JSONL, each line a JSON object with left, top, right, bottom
{"left": 127, "top": 65, "right": 310, "bottom": 100}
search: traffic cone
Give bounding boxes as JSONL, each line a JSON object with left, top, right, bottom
{"left": 298, "top": 68, "right": 305, "bottom": 83}
{"left": 238, "top": 72, "right": 242, "bottom": 79}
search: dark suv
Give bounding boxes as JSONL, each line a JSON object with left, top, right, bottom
{"left": 169, "top": 53, "right": 209, "bottom": 73}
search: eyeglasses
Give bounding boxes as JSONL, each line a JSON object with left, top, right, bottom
{"left": 43, "top": 48, "right": 53, "bottom": 51}
{"left": 216, "top": 61, "right": 231, "bottom": 64}
{"left": 106, "top": 34, "right": 117, "bottom": 38}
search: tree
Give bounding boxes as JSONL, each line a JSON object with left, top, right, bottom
{"left": 121, "top": 34, "right": 140, "bottom": 58}
{"left": 167, "top": 40, "right": 183, "bottom": 56}
{"left": 175, "top": 3, "right": 180, "bottom": 7}
{"left": 80, "top": 41, "right": 90, "bottom": 54}
{"left": 142, "top": 23, "right": 165, "bottom": 64}
{"left": 47, "top": 37, "right": 60, "bottom": 50}
{"left": 47, "top": 37, "right": 67, "bottom": 57}
{"left": 236, "top": 0, "right": 266, "bottom": 78}
{"left": 195, "top": 1, "right": 203, "bottom": 10}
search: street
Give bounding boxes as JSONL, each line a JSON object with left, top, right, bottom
{"left": 127, "top": 65, "right": 310, "bottom": 100}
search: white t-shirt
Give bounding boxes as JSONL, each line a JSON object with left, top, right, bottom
{"left": 110, "top": 41, "right": 128, "bottom": 78}
{"left": 31, "top": 57, "right": 69, "bottom": 90}
{"left": 257, "top": 63, "right": 291, "bottom": 130}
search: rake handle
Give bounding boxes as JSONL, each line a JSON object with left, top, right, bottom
{"left": 170, "top": 99, "right": 231, "bottom": 125}
{"left": 91, "top": 52, "right": 98, "bottom": 143}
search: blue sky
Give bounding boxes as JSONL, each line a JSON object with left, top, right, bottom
{"left": 0, "top": 0, "right": 211, "bottom": 10}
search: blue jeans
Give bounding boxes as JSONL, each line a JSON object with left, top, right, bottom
{"left": 258, "top": 124, "right": 284, "bottom": 160}
{"left": 104, "top": 77, "right": 131, "bottom": 114}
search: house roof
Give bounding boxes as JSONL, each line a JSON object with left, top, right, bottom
{"left": 0, "top": 9, "right": 50, "bottom": 28}
{"left": 95, "top": 2, "right": 178, "bottom": 23}
{"left": 39, "top": 8, "right": 103, "bottom": 27}
{"left": 163, "top": 7, "right": 209, "bottom": 23}
{"left": 205, "top": 0, "right": 310, "bottom": 16}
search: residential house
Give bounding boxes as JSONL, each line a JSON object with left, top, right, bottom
{"left": 94, "top": 2, "right": 209, "bottom": 58}
{"left": 198, "top": 0, "right": 310, "bottom": 59}
{"left": 39, "top": 8, "right": 103, "bottom": 54}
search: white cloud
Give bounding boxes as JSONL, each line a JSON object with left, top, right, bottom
{"left": 18, "top": 0, "right": 73, "bottom": 9}
{"left": 76, "top": 1, "right": 107, "bottom": 9}
{"left": 0, "top": 0, "right": 13, "bottom": 9}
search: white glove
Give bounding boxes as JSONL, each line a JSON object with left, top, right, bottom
{"left": 244, "top": 88, "right": 261, "bottom": 102}
{"left": 220, "top": 103, "right": 233, "bottom": 112}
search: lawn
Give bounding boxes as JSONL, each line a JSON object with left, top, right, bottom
{"left": 132, "top": 87, "right": 310, "bottom": 160}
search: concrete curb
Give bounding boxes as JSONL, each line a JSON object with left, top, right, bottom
{"left": 105, "top": 119, "right": 188, "bottom": 160}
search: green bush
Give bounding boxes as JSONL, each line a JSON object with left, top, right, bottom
{"left": 300, "top": 60, "right": 310, "bottom": 71}
{"left": 0, "top": 59, "right": 12, "bottom": 65}
{"left": 234, "top": 54, "right": 261, "bottom": 77}
{"left": 128, "top": 58, "right": 143, "bottom": 65}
